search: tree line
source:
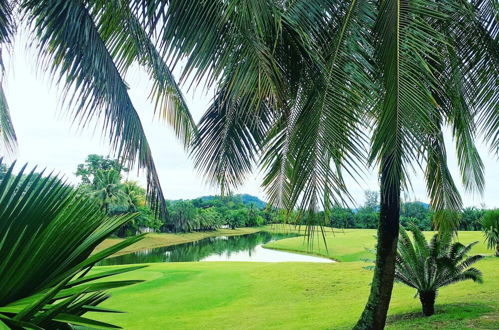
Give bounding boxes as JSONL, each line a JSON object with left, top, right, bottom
{"left": 74, "top": 155, "right": 279, "bottom": 236}
{"left": 71, "top": 155, "right": 490, "bottom": 237}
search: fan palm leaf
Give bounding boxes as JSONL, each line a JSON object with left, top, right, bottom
{"left": 0, "top": 160, "right": 146, "bottom": 328}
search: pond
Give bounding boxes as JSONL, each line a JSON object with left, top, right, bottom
{"left": 98, "top": 231, "right": 334, "bottom": 265}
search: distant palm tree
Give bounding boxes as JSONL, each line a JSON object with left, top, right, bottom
{"left": 0, "top": 0, "right": 197, "bottom": 217}
{"left": 92, "top": 169, "right": 126, "bottom": 214}
{"left": 396, "top": 226, "right": 483, "bottom": 316}
{"left": 481, "top": 209, "right": 499, "bottom": 256}
{"left": 122, "top": 180, "right": 147, "bottom": 211}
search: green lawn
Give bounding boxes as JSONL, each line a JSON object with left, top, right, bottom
{"left": 90, "top": 229, "right": 498, "bottom": 329}
{"left": 264, "top": 227, "right": 493, "bottom": 261}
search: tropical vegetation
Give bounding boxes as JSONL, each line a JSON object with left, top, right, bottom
{"left": 0, "top": 161, "right": 144, "bottom": 328}
{"left": 395, "top": 226, "right": 484, "bottom": 316}
{"left": 0, "top": 0, "right": 495, "bottom": 329}
{"left": 184, "top": 2, "right": 498, "bottom": 327}
{"left": 75, "top": 155, "right": 275, "bottom": 235}
{"left": 481, "top": 209, "right": 499, "bottom": 256}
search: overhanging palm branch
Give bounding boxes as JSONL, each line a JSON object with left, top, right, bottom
{"left": 0, "top": 0, "right": 16, "bottom": 156}
{"left": 90, "top": 0, "right": 196, "bottom": 146}
{"left": 0, "top": 85, "right": 16, "bottom": 156}
{"left": 20, "top": 0, "right": 171, "bottom": 216}
{"left": 0, "top": 161, "right": 145, "bottom": 328}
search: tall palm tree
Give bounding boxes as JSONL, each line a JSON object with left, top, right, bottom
{"left": 0, "top": 0, "right": 197, "bottom": 218}
{"left": 154, "top": 1, "right": 497, "bottom": 328}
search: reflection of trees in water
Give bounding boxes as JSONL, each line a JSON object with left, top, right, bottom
{"left": 99, "top": 232, "right": 297, "bottom": 265}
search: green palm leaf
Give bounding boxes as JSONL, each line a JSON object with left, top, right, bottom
{"left": 21, "top": 0, "right": 167, "bottom": 217}
{"left": 0, "top": 161, "right": 146, "bottom": 328}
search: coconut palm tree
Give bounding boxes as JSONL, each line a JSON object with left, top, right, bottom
{"left": 481, "top": 209, "right": 499, "bottom": 256}
{"left": 0, "top": 0, "right": 197, "bottom": 218}
{"left": 91, "top": 168, "right": 126, "bottom": 214}
{"left": 396, "top": 226, "right": 484, "bottom": 316}
{"left": 122, "top": 180, "right": 147, "bottom": 212}
{"left": 166, "top": 1, "right": 497, "bottom": 328}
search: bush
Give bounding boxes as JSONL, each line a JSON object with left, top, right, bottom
{"left": 396, "top": 225, "right": 483, "bottom": 316}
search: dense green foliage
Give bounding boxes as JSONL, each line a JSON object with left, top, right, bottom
{"left": 481, "top": 209, "right": 499, "bottom": 256}
{"left": 76, "top": 155, "right": 162, "bottom": 237}
{"left": 396, "top": 226, "right": 484, "bottom": 316}
{"left": 166, "top": 195, "right": 270, "bottom": 232}
{"left": 76, "top": 155, "right": 273, "bottom": 235}
{"left": 0, "top": 161, "right": 144, "bottom": 329}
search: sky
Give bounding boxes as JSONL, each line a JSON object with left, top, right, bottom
{"left": 2, "top": 36, "right": 498, "bottom": 208}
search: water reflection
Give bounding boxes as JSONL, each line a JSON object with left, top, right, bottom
{"left": 98, "top": 232, "right": 334, "bottom": 265}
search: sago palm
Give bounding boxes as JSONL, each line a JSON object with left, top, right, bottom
{"left": 396, "top": 226, "right": 484, "bottom": 316}
{"left": 481, "top": 209, "right": 499, "bottom": 256}
{"left": 0, "top": 160, "right": 145, "bottom": 328}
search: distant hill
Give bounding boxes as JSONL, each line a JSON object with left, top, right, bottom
{"left": 199, "top": 194, "right": 267, "bottom": 209}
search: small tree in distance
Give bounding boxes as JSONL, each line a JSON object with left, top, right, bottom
{"left": 481, "top": 209, "right": 499, "bottom": 257}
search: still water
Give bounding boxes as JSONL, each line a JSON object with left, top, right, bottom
{"left": 99, "top": 231, "right": 334, "bottom": 265}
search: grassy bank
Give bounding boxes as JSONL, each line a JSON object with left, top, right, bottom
{"left": 90, "top": 229, "right": 498, "bottom": 329}
{"left": 263, "top": 226, "right": 492, "bottom": 261}
{"left": 94, "top": 227, "right": 263, "bottom": 256}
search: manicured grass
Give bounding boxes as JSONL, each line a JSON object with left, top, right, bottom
{"left": 90, "top": 229, "right": 498, "bottom": 329}
{"left": 93, "top": 227, "right": 263, "bottom": 256}
{"left": 263, "top": 226, "right": 493, "bottom": 261}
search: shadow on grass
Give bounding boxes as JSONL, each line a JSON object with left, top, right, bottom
{"left": 387, "top": 302, "right": 498, "bottom": 329}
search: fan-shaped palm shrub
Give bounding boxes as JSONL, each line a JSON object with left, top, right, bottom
{"left": 0, "top": 161, "right": 145, "bottom": 329}
{"left": 396, "top": 226, "right": 484, "bottom": 316}
{"left": 481, "top": 209, "right": 499, "bottom": 256}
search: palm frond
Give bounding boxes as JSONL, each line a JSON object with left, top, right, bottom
{"left": 22, "top": 0, "right": 167, "bottom": 217}
{"left": 192, "top": 89, "right": 273, "bottom": 195}
{"left": 276, "top": 0, "right": 373, "bottom": 214}
{"left": 369, "top": 0, "right": 447, "bottom": 192}
{"left": 442, "top": 0, "right": 498, "bottom": 153}
{"left": 91, "top": 0, "right": 196, "bottom": 146}
{"left": 0, "top": 161, "right": 145, "bottom": 328}
{"left": 0, "top": 85, "right": 16, "bottom": 156}
{"left": 0, "top": 0, "right": 16, "bottom": 156}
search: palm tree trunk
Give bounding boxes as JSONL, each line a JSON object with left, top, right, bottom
{"left": 354, "top": 161, "right": 400, "bottom": 330}
{"left": 495, "top": 243, "right": 499, "bottom": 257}
{"left": 419, "top": 291, "right": 436, "bottom": 316}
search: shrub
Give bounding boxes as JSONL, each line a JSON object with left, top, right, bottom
{"left": 395, "top": 225, "right": 483, "bottom": 316}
